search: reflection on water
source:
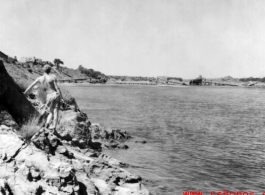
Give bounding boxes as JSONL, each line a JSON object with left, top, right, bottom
{"left": 64, "top": 84, "right": 265, "bottom": 195}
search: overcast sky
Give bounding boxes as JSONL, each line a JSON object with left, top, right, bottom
{"left": 1, "top": 0, "right": 265, "bottom": 78}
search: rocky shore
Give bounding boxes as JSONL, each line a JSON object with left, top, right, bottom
{"left": 0, "top": 60, "right": 149, "bottom": 195}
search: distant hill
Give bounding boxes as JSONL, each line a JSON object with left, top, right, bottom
{"left": 222, "top": 75, "right": 234, "bottom": 81}
{"left": 207, "top": 75, "right": 240, "bottom": 82}
{"left": 239, "top": 77, "right": 265, "bottom": 82}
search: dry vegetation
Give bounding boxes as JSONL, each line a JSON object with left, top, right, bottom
{"left": 17, "top": 115, "right": 41, "bottom": 142}
{"left": 15, "top": 77, "right": 33, "bottom": 91}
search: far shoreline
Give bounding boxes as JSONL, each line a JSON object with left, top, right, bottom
{"left": 60, "top": 82, "right": 265, "bottom": 89}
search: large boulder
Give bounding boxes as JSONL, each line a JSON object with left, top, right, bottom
{"left": 57, "top": 109, "right": 91, "bottom": 141}
{"left": 0, "top": 60, "right": 38, "bottom": 125}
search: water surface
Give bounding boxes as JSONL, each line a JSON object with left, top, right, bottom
{"left": 63, "top": 84, "right": 265, "bottom": 195}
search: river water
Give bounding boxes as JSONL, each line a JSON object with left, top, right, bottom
{"left": 64, "top": 84, "right": 265, "bottom": 195}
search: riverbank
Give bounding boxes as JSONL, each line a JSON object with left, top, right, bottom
{"left": 0, "top": 59, "right": 149, "bottom": 194}
{"left": 106, "top": 81, "right": 265, "bottom": 88}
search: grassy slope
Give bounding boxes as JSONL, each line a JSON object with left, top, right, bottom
{"left": 3, "top": 59, "right": 40, "bottom": 90}
{"left": 60, "top": 66, "right": 86, "bottom": 78}
{"left": 1, "top": 57, "right": 86, "bottom": 103}
{"left": 2, "top": 58, "right": 87, "bottom": 81}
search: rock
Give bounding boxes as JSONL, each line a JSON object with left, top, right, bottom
{"left": 14, "top": 143, "right": 82, "bottom": 194}
{"left": 0, "top": 125, "right": 16, "bottom": 134}
{"left": 0, "top": 179, "right": 12, "bottom": 195}
{"left": 72, "top": 138, "right": 79, "bottom": 145}
{"left": 90, "top": 124, "right": 131, "bottom": 141}
{"left": 135, "top": 140, "right": 147, "bottom": 144}
{"left": 87, "top": 152, "right": 100, "bottom": 158}
{"left": 48, "top": 133, "right": 60, "bottom": 148}
{"left": 0, "top": 106, "right": 18, "bottom": 129}
{"left": 0, "top": 131, "right": 24, "bottom": 161}
{"left": 7, "top": 176, "right": 43, "bottom": 195}
{"left": 31, "top": 169, "right": 40, "bottom": 181}
{"left": 45, "top": 103, "right": 131, "bottom": 153}
{"left": 87, "top": 140, "right": 102, "bottom": 151}
{"left": 86, "top": 160, "right": 149, "bottom": 195}
{"left": 110, "top": 142, "right": 119, "bottom": 148}
{"left": 76, "top": 172, "right": 99, "bottom": 195}
{"left": 57, "top": 109, "right": 90, "bottom": 141}
{"left": 104, "top": 141, "right": 129, "bottom": 150}
{"left": 115, "top": 183, "right": 150, "bottom": 195}
{"left": 98, "top": 153, "right": 129, "bottom": 167}
{"left": 56, "top": 145, "right": 68, "bottom": 154}
{"left": 117, "top": 143, "right": 129, "bottom": 149}
{"left": 79, "top": 139, "right": 86, "bottom": 148}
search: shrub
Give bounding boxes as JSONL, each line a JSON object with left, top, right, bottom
{"left": 18, "top": 115, "right": 41, "bottom": 142}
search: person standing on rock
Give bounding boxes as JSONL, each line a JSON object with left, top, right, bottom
{"left": 24, "top": 64, "right": 64, "bottom": 130}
